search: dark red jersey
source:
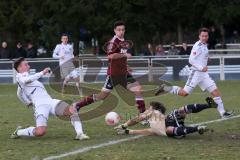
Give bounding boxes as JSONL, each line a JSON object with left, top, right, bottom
{"left": 106, "top": 35, "right": 128, "bottom": 76}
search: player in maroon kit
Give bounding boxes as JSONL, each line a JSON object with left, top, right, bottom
{"left": 73, "top": 21, "right": 146, "bottom": 115}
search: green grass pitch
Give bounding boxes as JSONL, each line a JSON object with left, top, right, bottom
{"left": 0, "top": 81, "right": 240, "bottom": 160}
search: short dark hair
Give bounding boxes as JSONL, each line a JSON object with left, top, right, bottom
{"left": 61, "top": 33, "right": 68, "bottom": 37}
{"left": 14, "top": 57, "right": 25, "bottom": 72}
{"left": 199, "top": 27, "right": 209, "bottom": 34}
{"left": 150, "top": 101, "right": 166, "bottom": 114}
{"left": 114, "top": 20, "right": 125, "bottom": 29}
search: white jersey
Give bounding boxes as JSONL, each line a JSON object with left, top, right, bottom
{"left": 17, "top": 86, "right": 32, "bottom": 106}
{"left": 52, "top": 43, "right": 74, "bottom": 65}
{"left": 16, "top": 72, "right": 60, "bottom": 107}
{"left": 189, "top": 40, "right": 209, "bottom": 71}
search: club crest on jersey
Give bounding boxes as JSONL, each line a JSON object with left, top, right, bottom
{"left": 120, "top": 49, "right": 127, "bottom": 54}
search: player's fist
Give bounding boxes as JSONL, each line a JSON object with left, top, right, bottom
{"left": 202, "top": 66, "right": 208, "bottom": 72}
{"left": 42, "top": 68, "right": 51, "bottom": 75}
{"left": 27, "top": 102, "right": 33, "bottom": 107}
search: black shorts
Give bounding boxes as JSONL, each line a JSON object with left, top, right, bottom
{"left": 102, "top": 74, "right": 136, "bottom": 91}
{"left": 165, "top": 109, "right": 185, "bottom": 137}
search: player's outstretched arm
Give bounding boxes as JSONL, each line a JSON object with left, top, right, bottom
{"left": 116, "top": 128, "right": 156, "bottom": 136}
{"left": 17, "top": 68, "right": 50, "bottom": 84}
{"left": 114, "top": 113, "right": 147, "bottom": 131}
{"left": 125, "top": 113, "right": 147, "bottom": 127}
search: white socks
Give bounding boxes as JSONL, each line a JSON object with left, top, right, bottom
{"left": 17, "top": 126, "right": 35, "bottom": 137}
{"left": 168, "top": 86, "right": 181, "bottom": 95}
{"left": 213, "top": 96, "right": 226, "bottom": 116}
{"left": 70, "top": 114, "right": 83, "bottom": 135}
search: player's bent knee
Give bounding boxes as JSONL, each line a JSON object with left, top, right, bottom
{"left": 166, "top": 127, "right": 174, "bottom": 135}
{"left": 35, "top": 127, "right": 47, "bottom": 137}
{"left": 178, "top": 107, "right": 187, "bottom": 115}
{"left": 211, "top": 89, "right": 221, "bottom": 97}
{"left": 55, "top": 101, "right": 70, "bottom": 116}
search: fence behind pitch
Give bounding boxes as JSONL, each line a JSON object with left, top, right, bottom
{"left": 0, "top": 54, "right": 240, "bottom": 84}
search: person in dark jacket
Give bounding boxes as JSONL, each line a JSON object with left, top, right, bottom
{"left": 14, "top": 42, "right": 27, "bottom": 58}
{"left": 179, "top": 43, "right": 191, "bottom": 55}
{"left": 0, "top": 41, "right": 11, "bottom": 59}
{"left": 26, "top": 42, "right": 37, "bottom": 58}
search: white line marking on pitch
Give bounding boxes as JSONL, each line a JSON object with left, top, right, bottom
{"left": 43, "top": 135, "right": 143, "bottom": 160}
{"left": 43, "top": 114, "right": 240, "bottom": 160}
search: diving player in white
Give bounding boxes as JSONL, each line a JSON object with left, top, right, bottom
{"left": 11, "top": 57, "right": 89, "bottom": 140}
{"left": 155, "top": 28, "right": 233, "bottom": 118}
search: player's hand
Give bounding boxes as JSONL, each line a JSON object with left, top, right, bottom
{"left": 27, "top": 102, "right": 33, "bottom": 107}
{"left": 114, "top": 124, "right": 123, "bottom": 130}
{"left": 202, "top": 66, "right": 208, "bottom": 72}
{"left": 42, "top": 68, "right": 51, "bottom": 75}
{"left": 114, "top": 124, "right": 127, "bottom": 130}
{"left": 116, "top": 128, "right": 126, "bottom": 135}
{"left": 124, "top": 53, "right": 132, "bottom": 59}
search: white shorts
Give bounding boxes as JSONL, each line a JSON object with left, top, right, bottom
{"left": 66, "top": 68, "right": 80, "bottom": 79}
{"left": 33, "top": 99, "right": 61, "bottom": 127}
{"left": 60, "top": 61, "right": 75, "bottom": 78}
{"left": 183, "top": 70, "right": 217, "bottom": 94}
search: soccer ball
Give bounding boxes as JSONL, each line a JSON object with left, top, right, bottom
{"left": 105, "top": 112, "right": 120, "bottom": 126}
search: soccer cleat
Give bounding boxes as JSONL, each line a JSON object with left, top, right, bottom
{"left": 155, "top": 84, "right": 166, "bottom": 96}
{"left": 197, "top": 125, "right": 209, "bottom": 135}
{"left": 10, "top": 126, "right": 22, "bottom": 139}
{"left": 155, "top": 84, "right": 173, "bottom": 96}
{"left": 75, "top": 133, "right": 90, "bottom": 140}
{"left": 221, "top": 111, "right": 234, "bottom": 119}
{"left": 205, "top": 97, "right": 217, "bottom": 108}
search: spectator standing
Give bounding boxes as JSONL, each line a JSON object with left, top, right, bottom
{"left": 143, "top": 43, "right": 154, "bottom": 56}
{"left": 26, "top": 42, "right": 37, "bottom": 58}
{"left": 155, "top": 44, "right": 165, "bottom": 56}
{"left": 14, "top": 42, "right": 27, "bottom": 58}
{"left": 0, "top": 41, "right": 11, "bottom": 59}
{"left": 208, "top": 26, "right": 218, "bottom": 49}
{"left": 168, "top": 42, "right": 179, "bottom": 55}
{"left": 232, "top": 30, "right": 239, "bottom": 43}
{"left": 179, "top": 43, "right": 191, "bottom": 55}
